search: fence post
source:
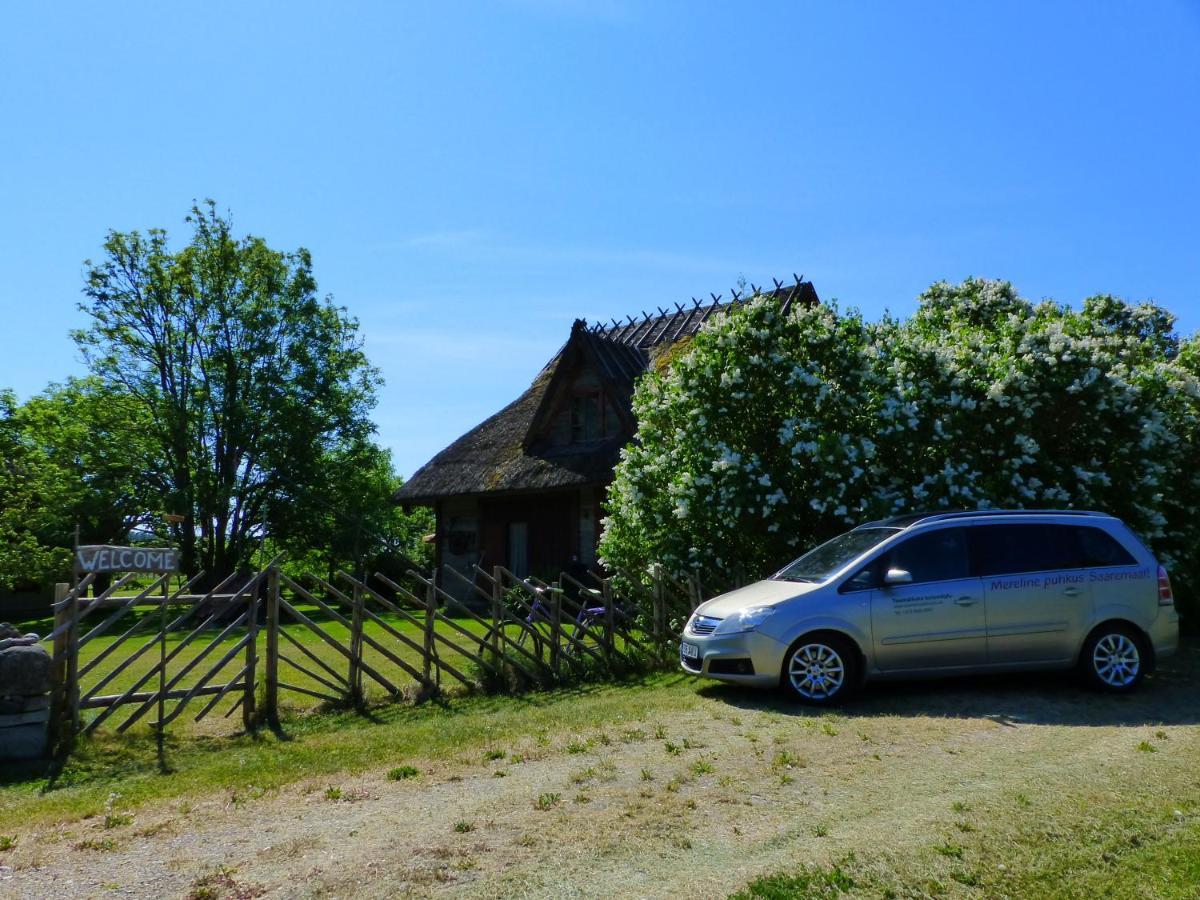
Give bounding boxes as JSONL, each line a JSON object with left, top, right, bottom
{"left": 549, "top": 587, "right": 562, "bottom": 678}
{"left": 264, "top": 566, "right": 280, "bottom": 727}
{"left": 602, "top": 578, "right": 616, "bottom": 670}
{"left": 651, "top": 566, "right": 666, "bottom": 661}
{"left": 424, "top": 580, "right": 437, "bottom": 688}
{"left": 243, "top": 577, "right": 259, "bottom": 732}
{"left": 49, "top": 583, "right": 70, "bottom": 753}
{"left": 66, "top": 582, "right": 81, "bottom": 741}
{"left": 349, "top": 580, "right": 364, "bottom": 707}
{"left": 491, "top": 565, "right": 503, "bottom": 659}
{"left": 156, "top": 575, "right": 168, "bottom": 740}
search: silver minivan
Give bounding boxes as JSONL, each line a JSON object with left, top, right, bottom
{"left": 680, "top": 510, "right": 1180, "bottom": 704}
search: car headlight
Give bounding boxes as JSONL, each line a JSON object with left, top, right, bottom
{"left": 714, "top": 606, "right": 776, "bottom": 634}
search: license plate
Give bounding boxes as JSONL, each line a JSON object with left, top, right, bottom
{"left": 680, "top": 642, "right": 699, "bottom": 660}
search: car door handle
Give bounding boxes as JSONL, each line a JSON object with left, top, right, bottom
{"left": 954, "top": 596, "right": 977, "bottom": 606}
{"left": 1062, "top": 587, "right": 1083, "bottom": 597}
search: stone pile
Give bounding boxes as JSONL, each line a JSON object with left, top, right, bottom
{"left": 0, "top": 623, "right": 52, "bottom": 761}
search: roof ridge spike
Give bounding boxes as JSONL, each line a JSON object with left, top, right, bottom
{"left": 668, "top": 304, "right": 693, "bottom": 342}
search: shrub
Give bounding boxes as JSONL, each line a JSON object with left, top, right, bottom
{"left": 600, "top": 280, "right": 1200, "bottom": 623}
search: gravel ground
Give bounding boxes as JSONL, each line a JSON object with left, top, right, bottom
{"left": 3, "top": 649, "right": 1199, "bottom": 899}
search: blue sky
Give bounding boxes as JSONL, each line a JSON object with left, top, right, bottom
{"left": 2, "top": 1, "right": 1198, "bottom": 478}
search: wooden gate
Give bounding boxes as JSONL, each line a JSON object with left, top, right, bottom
{"left": 46, "top": 566, "right": 271, "bottom": 749}
{"left": 40, "top": 557, "right": 723, "bottom": 754}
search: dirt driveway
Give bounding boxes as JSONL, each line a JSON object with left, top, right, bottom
{"left": 4, "top": 646, "right": 1199, "bottom": 899}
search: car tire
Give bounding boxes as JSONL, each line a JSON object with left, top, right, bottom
{"left": 781, "top": 634, "right": 859, "bottom": 706}
{"left": 1079, "top": 625, "right": 1148, "bottom": 693}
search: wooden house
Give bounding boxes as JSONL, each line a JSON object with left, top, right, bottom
{"left": 394, "top": 279, "right": 819, "bottom": 597}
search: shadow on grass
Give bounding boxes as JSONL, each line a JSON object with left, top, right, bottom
{"left": 0, "top": 666, "right": 691, "bottom": 792}
{"left": 696, "top": 638, "right": 1200, "bottom": 728}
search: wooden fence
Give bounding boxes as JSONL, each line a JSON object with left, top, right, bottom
{"left": 40, "top": 560, "right": 710, "bottom": 753}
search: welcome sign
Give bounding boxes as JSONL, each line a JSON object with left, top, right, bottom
{"left": 75, "top": 545, "right": 180, "bottom": 574}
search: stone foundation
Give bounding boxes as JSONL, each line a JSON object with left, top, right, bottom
{"left": 0, "top": 624, "right": 51, "bottom": 761}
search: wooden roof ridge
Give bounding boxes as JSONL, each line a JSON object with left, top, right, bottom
{"left": 393, "top": 275, "right": 820, "bottom": 505}
{"left": 586, "top": 274, "right": 818, "bottom": 348}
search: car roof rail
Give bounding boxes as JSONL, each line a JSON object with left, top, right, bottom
{"left": 896, "top": 509, "right": 1109, "bottom": 527}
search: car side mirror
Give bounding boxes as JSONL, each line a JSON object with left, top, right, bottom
{"left": 884, "top": 568, "right": 913, "bottom": 586}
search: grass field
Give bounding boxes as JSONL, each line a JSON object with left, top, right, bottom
{"left": 1, "top": 638, "right": 1197, "bottom": 898}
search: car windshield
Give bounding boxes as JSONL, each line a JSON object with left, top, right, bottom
{"left": 773, "top": 527, "right": 899, "bottom": 583}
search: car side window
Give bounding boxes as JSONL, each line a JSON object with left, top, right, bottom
{"left": 1075, "top": 526, "right": 1137, "bottom": 567}
{"left": 968, "top": 524, "right": 1081, "bottom": 576}
{"left": 885, "top": 528, "right": 969, "bottom": 584}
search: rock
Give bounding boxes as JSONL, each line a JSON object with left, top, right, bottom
{"left": 21, "top": 694, "right": 49, "bottom": 711}
{"left": 0, "top": 636, "right": 37, "bottom": 652}
{"left": 0, "top": 623, "right": 19, "bottom": 640}
{"left": 0, "top": 708, "right": 49, "bottom": 727}
{"left": 0, "top": 722, "right": 47, "bottom": 760}
{"left": 0, "top": 643, "right": 53, "bottom": 695}
{"left": 0, "top": 695, "right": 49, "bottom": 715}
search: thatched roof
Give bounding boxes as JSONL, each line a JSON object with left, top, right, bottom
{"left": 395, "top": 279, "right": 818, "bottom": 505}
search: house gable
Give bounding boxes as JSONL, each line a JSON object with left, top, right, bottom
{"left": 524, "top": 321, "right": 641, "bottom": 453}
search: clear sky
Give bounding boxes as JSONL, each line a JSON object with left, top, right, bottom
{"left": 2, "top": 1, "right": 1198, "bottom": 478}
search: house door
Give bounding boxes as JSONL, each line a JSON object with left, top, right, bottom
{"left": 508, "top": 522, "right": 529, "bottom": 578}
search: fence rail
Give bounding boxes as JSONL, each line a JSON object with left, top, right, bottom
{"left": 39, "top": 559, "right": 714, "bottom": 754}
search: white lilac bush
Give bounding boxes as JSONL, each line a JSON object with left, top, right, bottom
{"left": 598, "top": 279, "right": 1200, "bottom": 617}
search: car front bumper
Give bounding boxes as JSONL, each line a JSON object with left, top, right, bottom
{"left": 678, "top": 628, "right": 788, "bottom": 688}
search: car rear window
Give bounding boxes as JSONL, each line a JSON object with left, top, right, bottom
{"left": 1074, "top": 525, "right": 1137, "bottom": 567}
{"left": 968, "top": 524, "right": 1081, "bottom": 576}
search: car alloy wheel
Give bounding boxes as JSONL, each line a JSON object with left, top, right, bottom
{"left": 1091, "top": 632, "right": 1141, "bottom": 688}
{"left": 787, "top": 642, "right": 846, "bottom": 701}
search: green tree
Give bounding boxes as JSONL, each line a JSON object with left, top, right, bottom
{"left": 0, "top": 390, "right": 68, "bottom": 590}
{"left": 599, "top": 281, "right": 1200, "bottom": 625}
{"left": 14, "top": 377, "right": 163, "bottom": 552}
{"left": 75, "top": 202, "right": 381, "bottom": 581}
{"left": 270, "top": 441, "right": 433, "bottom": 582}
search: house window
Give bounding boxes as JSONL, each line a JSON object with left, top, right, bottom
{"left": 569, "top": 393, "right": 602, "bottom": 443}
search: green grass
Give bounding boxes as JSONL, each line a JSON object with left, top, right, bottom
{"left": 535, "top": 792, "right": 561, "bottom": 811}
{"left": 731, "top": 861, "right": 856, "bottom": 899}
{"left": 737, "top": 812, "right": 1200, "bottom": 899}
{"left": 0, "top": 672, "right": 698, "bottom": 831}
